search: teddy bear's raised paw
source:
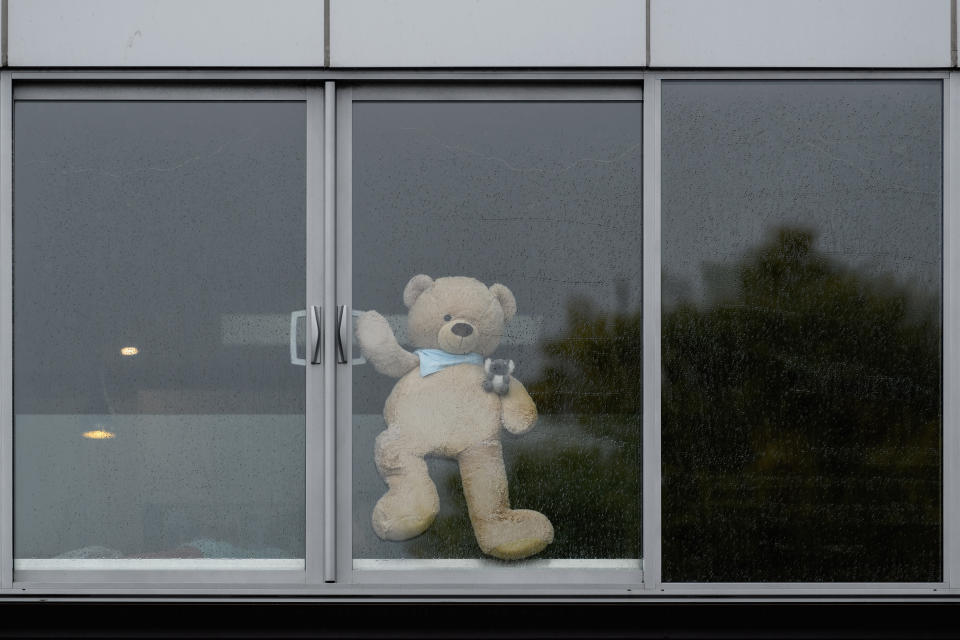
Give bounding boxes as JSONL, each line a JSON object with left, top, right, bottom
{"left": 355, "top": 310, "right": 419, "bottom": 378}
{"left": 355, "top": 310, "right": 393, "bottom": 348}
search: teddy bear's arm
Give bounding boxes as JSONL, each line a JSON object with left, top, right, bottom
{"left": 355, "top": 310, "right": 419, "bottom": 378}
{"left": 500, "top": 377, "right": 538, "bottom": 435}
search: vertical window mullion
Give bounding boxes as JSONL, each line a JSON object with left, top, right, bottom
{"left": 334, "top": 83, "right": 354, "bottom": 586}
{"left": 305, "top": 84, "right": 327, "bottom": 585}
{"left": 642, "top": 73, "right": 663, "bottom": 591}
{"left": 323, "top": 80, "right": 338, "bottom": 583}
{"left": 945, "top": 72, "right": 959, "bottom": 590}
{"left": 0, "top": 69, "right": 12, "bottom": 591}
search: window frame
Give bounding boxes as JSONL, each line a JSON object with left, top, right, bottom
{"left": 3, "top": 81, "right": 328, "bottom": 591}
{"left": 0, "top": 69, "right": 952, "bottom": 600}
{"left": 335, "top": 82, "right": 646, "bottom": 589}
{"left": 647, "top": 71, "right": 953, "bottom": 597}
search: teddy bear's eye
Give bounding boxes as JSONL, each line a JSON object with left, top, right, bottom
{"left": 443, "top": 314, "right": 452, "bottom": 322}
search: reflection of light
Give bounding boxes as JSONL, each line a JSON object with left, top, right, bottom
{"left": 83, "top": 429, "right": 115, "bottom": 440}
{"left": 120, "top": 346, "right": 139, "bottom": 356}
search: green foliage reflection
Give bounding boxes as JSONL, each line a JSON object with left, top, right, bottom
{"left": 415, "top": 227, "right": 939, "bottom": 577}
{"left": 662, "top": 227, "right": 940, "bottom": 581}
{"left": 411, "top": 295, "right": 643, "bottom": 560}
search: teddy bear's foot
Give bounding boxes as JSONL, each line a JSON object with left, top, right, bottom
{"left": 372, "top": 489, "right": 439, "bottom": 541}
{"left": 474, "top": 509, "right": 554, "bottom": 561}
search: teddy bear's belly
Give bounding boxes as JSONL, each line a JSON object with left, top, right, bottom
{"left": 383, "top": 364, "right": 502, "bottom": 457}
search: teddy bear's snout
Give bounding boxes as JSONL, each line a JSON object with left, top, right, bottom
{"left": 451, "top": 322, "right": 474, "bottom": 337}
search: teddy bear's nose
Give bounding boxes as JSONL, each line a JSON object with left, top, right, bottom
{"left": 451, "top": 322, "right": 474, "bottom": 337}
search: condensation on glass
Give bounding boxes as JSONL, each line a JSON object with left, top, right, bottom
{"left": 351, "top": 101, "right": 643, "bottom": 567}
{"left": 661, "top": 81, "right": 942, "bottom": 582}
{"left": 13, "top": 101, "right": 307, "bottom": 569}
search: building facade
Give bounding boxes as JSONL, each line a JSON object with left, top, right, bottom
{"left": 0, "top": 0, "right": 957, "bottom": 615}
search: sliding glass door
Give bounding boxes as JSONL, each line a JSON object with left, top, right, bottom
{"left": 338, "top": 86, "right": 645, "bottom": 581}
{"left": 12, "top": 86, "right": 325, "bottom": 582}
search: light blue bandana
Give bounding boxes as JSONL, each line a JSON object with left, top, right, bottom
{"left": 414, "top": 348, "right": 483, "bottom": 377}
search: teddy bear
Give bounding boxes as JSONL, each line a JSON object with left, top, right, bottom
{"left": 354, "top": 274, "right": 554, "bottom": 560}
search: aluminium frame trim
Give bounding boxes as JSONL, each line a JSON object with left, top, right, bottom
{"left": 323, "top": 80, "right": 337, "bottom": 583}
{"left": 8, "top": 71, "right": 651, "bottom": 82}
{"left": 352, "top": 559, "right": 641, "bottom": 570}
{"left": 660, "top": 582, "right": 950, "bottom": 592}
{"left": 648, "top": 71, "right": 950, "bottom": 80}
{"left": 334, "top": 84, "right": 353, "bottom": 585}
{"left": 641, "top": 72, "right": 661, "bottom": 592}
{"left": 13, "top": 570, "right": 308, "bottom": 585}
{"left": 0, "top": 69, "right": 9, "bottom": 591}
{"left": 305, "top": 84, "right": 326, "bottom": 586}
{"left": 3, "top": 70, "right": 952, "bottom": 82}
{"left": 350, "top": 84, "right": 642, "bottom": 101}
{"left": 3, "top": 70, "right": 950, "bottom": 85}
{"left": 13, "top": 84, "right": 309, "bottom": 101}
{"left": 5, "top": 595, "right": 960, "bottom": 602}
{"left": 16, "top": 559, "right": 304, "bottom": 570}
{"left": 947, "top": 71, "right": 959, "bottom": 591}
{"left": 351, "top": 568, "right": 641, "bottom": 586}
{"left": 1, "top": 583, "right": 956, "bottom": 597}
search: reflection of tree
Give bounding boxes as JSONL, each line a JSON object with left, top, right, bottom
{"left": 411, "top": 434, "right": 641, "bottom": 560}
{"left": 411, "top": 295, "right": 643, "bottom": 560}
{"left": 662, "top": 227, "right": 940, "bottom": 581}
{"left": 415, "top": 226, "right": 939, "bottom": 575}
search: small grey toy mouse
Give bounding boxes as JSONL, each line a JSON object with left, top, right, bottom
{"left": 483, "top": 357, "right": 515, "bottom": 396}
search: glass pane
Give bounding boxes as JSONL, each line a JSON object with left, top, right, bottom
{"left": 351, "top": 101, "right": 642, "bottom": 566}
{"left": 14, "top": 101, "right": 306, "bottom": 569}
{"left": 661, "top": 81, "right": 942, "bottom": 582}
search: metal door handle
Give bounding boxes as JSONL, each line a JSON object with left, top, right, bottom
{"left": 335, "top": 305, "right": 348, "bottom": 364}
{"left": 289, "top": 310, "right": 307, "bottom": 366}
{"left": 310, "top": 305, "right": 322, "bottom": 365}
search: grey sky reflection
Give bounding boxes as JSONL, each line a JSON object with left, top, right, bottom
{"left": 350, "top": 100, "right": 644, "bottom": 560}
{"left": 662, "top": 81, "right": 942, "bottom": 309}
{"left": 352, "top": 101, "right": 644, "bottom": 414}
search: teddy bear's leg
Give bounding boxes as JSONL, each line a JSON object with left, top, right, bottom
{"left": 458, "top": 439, "right": 554, "bottom": 561}
{"left": 372, "top": 429, "right": 440, "bottom": 541}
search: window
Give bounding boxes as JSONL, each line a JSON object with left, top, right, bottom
{"left": 11, "top": 85, "right": 322, "bottom": 584}
{"left": 660, "top": 80, "right": 943, "bottom": 584}
{"left": 0, "top": 74, "right": 950, "bottom": 596}
{"left": 342, "top": 87, "right": 644, "bottom": 578}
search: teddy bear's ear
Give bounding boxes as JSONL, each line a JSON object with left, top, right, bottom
{"left": 403, "top": 274, "right": 434, "bottom": 308}
{"left": 489, "top": 283, "right": 517, "bottom": 323}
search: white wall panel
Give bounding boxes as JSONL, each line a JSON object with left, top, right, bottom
{"left": 330, "top": 0, "right": 645, "bottom": 68}
{"left": 8, "top": 0, "right": 324, "bottom": 67}
{"left": 651, "top": 0, "right": 950, "bottom": 68}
